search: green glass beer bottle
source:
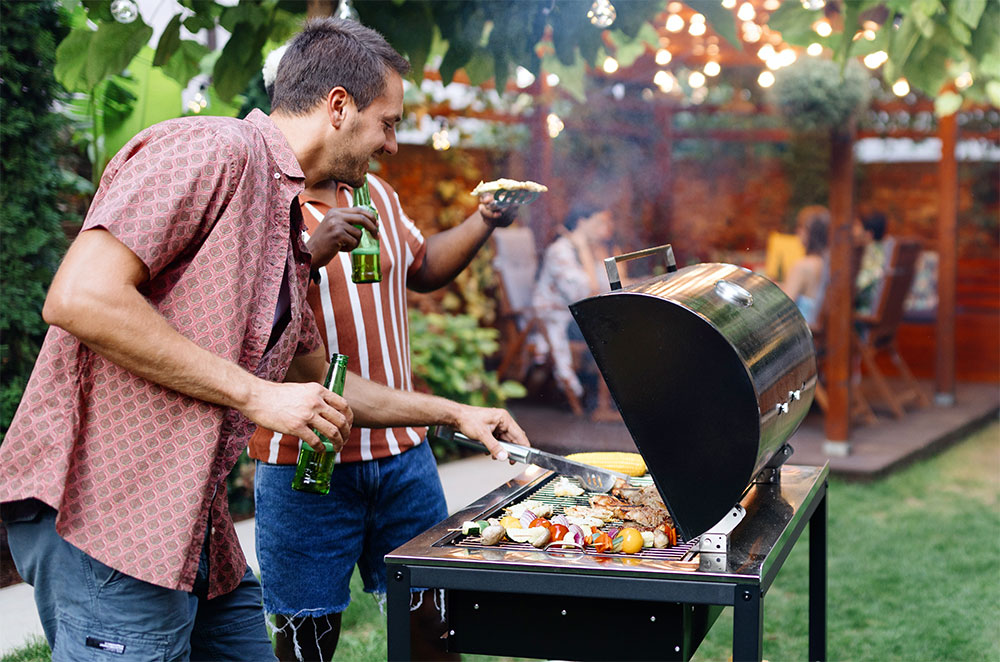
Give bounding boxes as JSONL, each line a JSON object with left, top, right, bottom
{"left": 291, "top": 353, "right": 349, "bottom": 494}
{"left": 351, "top": 180, "right": 381, "bottom": 283}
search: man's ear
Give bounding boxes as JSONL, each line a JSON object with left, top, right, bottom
{"left": 326, "top": 87, "right": 352, "bottom": 128}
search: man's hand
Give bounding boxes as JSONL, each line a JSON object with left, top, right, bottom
{"left": 477, "top": 193, "right": 518, "bottom": 228}
{"left": 306, "top": 206, "right": 379, "bottom": 268}
{"left": 242, "top": 380, "right": 353, "bottom": 453}
{"left": 452, "top": 405, "right": 530, "bottom": 462}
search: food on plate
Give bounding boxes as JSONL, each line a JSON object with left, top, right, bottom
{"left": 470, "top": 179, "right": 548, "bottom": 196}
{"left": 552, "top": 476, "right": 585, "bottom": 497}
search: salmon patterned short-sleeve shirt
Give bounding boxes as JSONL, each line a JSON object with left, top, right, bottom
{"left": 0, "top": 109, "right": 321, "bottom": 598}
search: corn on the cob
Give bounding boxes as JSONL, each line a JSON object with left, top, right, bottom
{"left": 565, "top": 452, "right": 646, "bottom": 477}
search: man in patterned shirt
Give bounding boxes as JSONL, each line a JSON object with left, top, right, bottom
{"left": 0, "top": 17, "right": 526, "bottom": 662}
{"left": 249, "top": 21, "right": 523, "bottom": 662}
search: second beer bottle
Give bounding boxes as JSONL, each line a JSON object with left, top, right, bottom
{"left": 351, "top": 180, "right": 381, "bottom": 283}
{"left": 290, "top": 353, "right": 348, "bottom": 494}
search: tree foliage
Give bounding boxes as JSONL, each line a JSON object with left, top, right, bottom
{"left": 0, "top": 0, "right": 71, "bottom": 437}
{"left": 769, "top": 0, "right": 1000, "bottom": 115}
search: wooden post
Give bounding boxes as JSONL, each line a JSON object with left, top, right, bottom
{"left": 935, "top": 113, "right": 958, "bottom": 405}
{"left": 653, "top": 104, "right": 674, "bottom": 247}
{"left": 307, "top": 0, "right": 335, "bottom": 17}
{"left": 528, "top": 80, "right": 554, "bottom": 247}
{"left": 823, "top": 126, "right": 855, "bottom": 456}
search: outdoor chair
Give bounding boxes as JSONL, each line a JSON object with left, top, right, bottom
{"left": 853, "top": 238, "right": 932, "bottom": 418}
{"left": 491, "top": 227, "right": 585, "bottom": 416}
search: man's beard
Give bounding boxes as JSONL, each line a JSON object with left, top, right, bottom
{"left": 331, "top": 156, "right": 368, "bottom": 188}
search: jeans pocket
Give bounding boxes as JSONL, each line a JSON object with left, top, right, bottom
{"left": 83, "top": 553, "right": 126, "bottom": 592}
{"left": 54, "top": 615, "right": 170, "bottom": 662}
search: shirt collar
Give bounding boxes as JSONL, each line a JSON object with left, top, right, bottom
{"left": 245, "top": 109, "right": 304, "bottom": 180}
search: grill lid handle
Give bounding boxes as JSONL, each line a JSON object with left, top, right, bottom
{"left": 603, "top": 244, "right": 677, "bottom": 291}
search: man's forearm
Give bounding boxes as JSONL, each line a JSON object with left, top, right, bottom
{"left": 343, "top": 372, "right": 463, "bottom": 428}
{"left": 408, "top": 212, "right": 493, "bottom": 292}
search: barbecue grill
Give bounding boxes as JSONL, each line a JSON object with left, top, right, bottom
{"left": 386, "top": 247, "right": 828, "bottom": 662}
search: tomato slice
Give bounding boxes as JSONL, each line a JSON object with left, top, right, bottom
{"left": 549, "top": 524, "right": 569, "bottom": 542}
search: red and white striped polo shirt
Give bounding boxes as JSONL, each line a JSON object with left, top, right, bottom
{"left": 248, "top": 174, "right": 428, "bottom": 464}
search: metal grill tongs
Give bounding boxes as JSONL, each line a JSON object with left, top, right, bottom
{"left": 430, "top": 426, "right": 630, "bottom": 493}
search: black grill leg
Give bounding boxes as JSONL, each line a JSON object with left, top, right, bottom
{"left": 809, "top": 489, "right": 828, "bottom": 661}
{"left": 387, "top": 567, "right": 411, "bottom": 662}
{"left": 732, "top": 584, "right": 762, "bottom": 662}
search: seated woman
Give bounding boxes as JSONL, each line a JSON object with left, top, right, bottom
{"left": 531, "top": 203, "right": 614, "bottom": 402}
{"left": 780, "top": 205, "right": 830, "bottom": 327}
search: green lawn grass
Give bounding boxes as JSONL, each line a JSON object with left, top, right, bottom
{"left": 3, "top": 421, "right": 998, "bottom": 662}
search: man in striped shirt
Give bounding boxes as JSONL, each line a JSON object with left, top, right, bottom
{"left": 249, "top": 18, "right": 525, "bottom": 662}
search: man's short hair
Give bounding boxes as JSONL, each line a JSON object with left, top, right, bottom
{"left": 271, "top": 18, "right": 410, "bottom": 115}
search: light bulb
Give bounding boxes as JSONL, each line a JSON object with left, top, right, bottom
{"left": 588, "top": 0, "right": 617, "bottom": 28}
{"left": 689, "top": 22, "right": 706, "bottom": 36}
{"left": 704, "top": 61, "right": 721, "bottom": 77}
{"left": 515, "top": 66, "right": 536, "bottom": 89}
{"left": 892, "top": 78, "right": 910, "bottom": 96}
{"left": 688, "top": 71, "right": 706, "bottom": 88}
{"left": 737, "top": 3, "right": 755, "bottom": 21}
{"left": 722, "top": 0, "right": 737, "bottom": 8}
{"left": 813, "top": 20, "right": 832, "bottom": 37}
{"left": 955, "top": 71, "right": 973, "bottom": 89}
{"left": 665, "top": 14, "right": 685, "bottom": 32}
{"left": 603, "top": 56, "right": 619, "bottom": 74}
{"left": 863, "top": 51, "right": 888, "bottom": 69}
{"left": 742, "top": 22, "right": 762, "bottom": 43}
{"left": 807, "top": 42, "right": 823, "bottom": 56}
{"left": 758, "top": 71, "right": 775, "bottom": 88}
{"left": 110, "top": 0, "right": 138, "bottom": 23}
{"left": 546, "top": 113, "right": 564, "bottom": 138}
{"left": 757, "top": 44, "right": 776, "bottom": 61}
{"left": 546, "top": 73, "right": 560, "bottom": 87}
{"left": 655, "top": 49, "right": 673, "bottom": 65}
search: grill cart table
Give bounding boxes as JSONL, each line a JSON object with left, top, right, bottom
{"left": 386, "top": 462, "right": 827, "bottom": 662}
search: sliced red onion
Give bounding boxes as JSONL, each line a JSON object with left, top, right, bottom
{"left": 567, "top": 524, "right": 585, "bottom": 540}
{"left": 519, "top": 509, "right": 537, "bottom": 529}
{"left": 565, "top": 529, "right": 584, "bottom": 546}
{"left": 552, "top": 514, "right": 570, "bottom": 528}
{"left": 607, "top": 527, "right": 620, "bottom": 540}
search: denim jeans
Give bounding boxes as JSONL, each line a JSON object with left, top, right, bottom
{"left": 4, "top": 500, "right": 275, "bottom": 662}
{"left": 254, "top": 440, "right": 448, "bottom": 617}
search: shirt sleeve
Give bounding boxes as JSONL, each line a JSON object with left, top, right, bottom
{"left": 82, "top": 123, "right": 246, "bottom": 279}
{"left": 295, "top": 301, "right": 323, "bottom": 356}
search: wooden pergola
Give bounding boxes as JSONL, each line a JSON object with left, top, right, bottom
{"left": 515, "top": 7, "right": 969, "bottom": 454}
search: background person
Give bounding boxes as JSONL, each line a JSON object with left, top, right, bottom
{"left": 855, "top": 210, "right": 890, "bottom": 315}
{"left": 531, "top": 203, "right": 615, "bottom": 405}
{"left": 779, "top": 205, "right": 830, "bottom": 327}
{"left": 248, "top": 20, "right": 525, "bottom": 662}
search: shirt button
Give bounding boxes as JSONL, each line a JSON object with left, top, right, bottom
{"left": 273, "top": 172, "right": 281, "bottom": 179}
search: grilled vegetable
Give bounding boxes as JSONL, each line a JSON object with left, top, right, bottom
{"left": 619, "top": 528, "right": 644, "bottom": 554}
{"left": 480, "top": 524, "right": 505, "bottom": 546}
{"left": 499, "top": 515, "right": 521, "bottom": 530}
{"left": 653, "top": 528, "right": 670, "bottom": 548}
{"left": 565, "top": 452, "right": 646, "bottom": 477}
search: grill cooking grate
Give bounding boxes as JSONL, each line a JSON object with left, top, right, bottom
{"left": 452, "top": 474, "right": 699, "bottom": 560}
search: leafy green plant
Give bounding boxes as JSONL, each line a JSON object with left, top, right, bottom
{"left": 772, "top": 58, "right": 872, "bottom": 133}
{"left": 409, "top": 311, "right": 526, "bottom": 461}
{"left": 0, "top": 0, "right": 72, "bottom": 439}
{"left": 768, "top": 0, "right": 1000, "bottom": 114}
{"left": 409, "top": 311, "right": 525, "bottom": 407}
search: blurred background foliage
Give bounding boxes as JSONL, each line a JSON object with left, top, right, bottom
{"left": 0, "top": 0, "right": 74, "bottom": 437}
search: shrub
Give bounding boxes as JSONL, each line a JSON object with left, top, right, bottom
{"left": 0, "top": 1, "right": 70, "bottom": 438}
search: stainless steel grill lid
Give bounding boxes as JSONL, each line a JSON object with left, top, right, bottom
{"left": 569, "top": 260, "right": 816, "bottom": 540}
